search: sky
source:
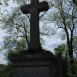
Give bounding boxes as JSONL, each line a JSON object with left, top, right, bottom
{"left": 0, "top": 0, "right": 66, "bottom": 64}
{"left": 0, "top": 30, "right": 7, "bottom": 64}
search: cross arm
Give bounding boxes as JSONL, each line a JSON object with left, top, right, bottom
{"left": 38, "top": 1, "right": 49, "bottom": 12}
{"left": 20, "top": 5, "right": 31, "bottom": 14}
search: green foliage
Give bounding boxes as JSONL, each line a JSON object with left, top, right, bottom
{"left": 54, "top": 44, "right": 67, "bottom": 58}
{"left": 47, "top": 2, "right": 77, "bottom": 75}
{"left": 0, "top": 64, "right": 12, "bottom": 77}
{"left": 4, "top": 36, "right": 27, "bottom": 52}
{"left": 73, "top": 36, "right": 77, "bottom": 50}
{"left": 74, "top": 58, "right": 77, "bottom": 77}
{"left": 54, "top": 44, "right": 77, "bottom": 77}
{"left": 1, "top": 7, "right": 30, "bottom": 52}
{"left": 2, "top": 65, "right": 12, "bottom": 77}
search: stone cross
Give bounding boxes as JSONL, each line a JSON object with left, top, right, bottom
{"left": 21, "top": 0, "right": 49, "bottom": 50}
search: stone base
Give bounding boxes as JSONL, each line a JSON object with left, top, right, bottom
{"left": 9, "top": 49, "right": 56, "bottom": 65}
{"left": 8, "top": 49, "right": 63, "bottom": 77}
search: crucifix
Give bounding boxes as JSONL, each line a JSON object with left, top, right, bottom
{"left": 20, "top": 0, "right": 49, "bottom": 50}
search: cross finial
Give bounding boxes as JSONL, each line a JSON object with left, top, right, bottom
{"left": 21, "top": 0, "right": 49, "bottom": 51}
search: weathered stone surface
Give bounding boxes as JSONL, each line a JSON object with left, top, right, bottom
{"left": 13, "top": 66, "right": 55, "bottom": 77}
{"left": 9, "top": 49, "right": 64, "bottom": 77}
{"left": 20, "top": 0, "right": 49, "bottom": 50}
{"left": 9, "top": 50, "right": 56, "bottom": 66}
{"left": 9, "top": 50, "right": 57, "bottom": 77}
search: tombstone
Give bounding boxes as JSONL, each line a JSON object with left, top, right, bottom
{"left": 9, "top": 0, "right": 63, "bottom": 77}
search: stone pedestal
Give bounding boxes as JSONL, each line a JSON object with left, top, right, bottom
{"left": 9, "top": 49, "right": 63, "bottom": 77}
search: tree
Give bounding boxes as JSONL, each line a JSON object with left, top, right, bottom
{"left": 1, "top": 7, "right": 30, "bottom": 52}
{"left": 42, "top": 0, "right": 77, "bottom": 76}
{"left": 54, "top": 44, "right": 67, "bottom": 58}
{"left": 54, "top": 43, "right": 77, "bottom": 77}
{"left": 73, "top": 36, "right": 77, "bottom": 56}
{"left": 72, "top": 0, "right": 77, "bottom": 5}
{"left": 44, "top": 0, "right": 77, "bottom": 64}
{"left": 0, "top": 64, "right": 12, "bottom": 77}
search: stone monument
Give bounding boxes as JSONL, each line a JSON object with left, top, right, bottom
{"left": 9, "top": 0, "right": 63, "bottom": 77}
{"left": 20, "top": 0, "right": 49, "bottom": 50}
